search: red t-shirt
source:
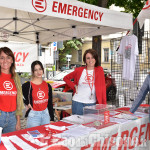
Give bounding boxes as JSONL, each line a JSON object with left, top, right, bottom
{"left": 31, "top": 81, "right": 48, "bottom": 111}
{"left": 0, "top": 72, "right": 17, "bottom": 112}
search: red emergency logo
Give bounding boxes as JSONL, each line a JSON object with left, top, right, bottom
{"left": 85, "top": 74, "right": 93, "bottom": 83}
{"left": 3, "top": 81, "right": 13, "bottom": 90}
{"left": 37, "top": 91, "right": 45, "bottom": 99}
{"left": 32, "top": 0, "right": 47, "bottom": 12}
{"left": 143, "top": 0, "right": 150, "bottom": 9}
{"left": 104, "top": 111, "right": 110, "bottom": 124}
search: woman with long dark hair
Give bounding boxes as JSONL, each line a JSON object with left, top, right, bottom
{"left": 22, "top": 60, "right": 54, "bottom": 128}
{"left": 0, "top": 47, "right": 24, "bottom": 133}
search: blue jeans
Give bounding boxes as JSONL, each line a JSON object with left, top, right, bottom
{"left": 27, "top": 108, "right": 50, "bottom": 128}
{"left": 72, "top": 100, "right": 96, "bottom": 115}
{"left": 0, "top": 110, "right": 16, "bottom": 133}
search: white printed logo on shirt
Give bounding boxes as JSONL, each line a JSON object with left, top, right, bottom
{"left": 84, "top": 74, "right": 93, "bottom": 83}
{"left": 72, "top": 69, "right": 96, "bottom": 103}
{"left": 125, "top": 44, "right": 132, "bottom": 60}
{"left": 37, "top": 91, "right": 45, "bottom": 99}
{"left": 3, "top": 81, "right": 13, "bottom": 90}
{"left": 118, "top": 35, "right": 138, "bottom": 80}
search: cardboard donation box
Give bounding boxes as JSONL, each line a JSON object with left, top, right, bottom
{"left": 83, "top": 104, "right": 116, "bottom": 128}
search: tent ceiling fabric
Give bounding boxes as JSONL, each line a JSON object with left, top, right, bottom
{"left": 0, "top": 0, "right": 133, "bottom": 44}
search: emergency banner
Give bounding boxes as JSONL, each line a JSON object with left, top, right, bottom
{"left": 0, "top": 113, "right": 149, "bottom": 149}
{"left": 0, "top": 42, "right": 37, "bottom": 72}
{"left": 0, "top": 0, "right": 132, "bottom": 30}
{"left": 0, "top": 0, "right": 133, "bottom": 44}
{"left": 41, "top": 116, "right": 150, "bottom": 150}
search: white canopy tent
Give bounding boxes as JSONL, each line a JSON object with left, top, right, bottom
{"left": 0, "top": 0, "right": 133, "bottom": 45}
{"left": 137, "top": 0, "right": 150, "bottom": 28}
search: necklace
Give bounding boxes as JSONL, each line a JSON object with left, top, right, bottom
{"left": 86, "top": 68, "right": 95, "bottom": 100}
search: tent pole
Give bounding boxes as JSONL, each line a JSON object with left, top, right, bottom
{"left": 36, "top": 32, "right": 41, "bottom": 56}
{"left": 126, "top": 18, "right": 137, "bottom": 35}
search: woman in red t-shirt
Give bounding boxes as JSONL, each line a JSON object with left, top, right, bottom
{"left": 0, "top": 47, "right": 24, "bottom": 133}
{"left": 22, "top": 60, "right": 54, "bottom": 128}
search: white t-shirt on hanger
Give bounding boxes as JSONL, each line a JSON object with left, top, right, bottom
{"left": 118, "top": 34, "right": 138, "bottom": 80}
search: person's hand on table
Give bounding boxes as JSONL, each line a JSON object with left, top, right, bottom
{"left": 119, "top": 110, "right": 133, "bottom": 114}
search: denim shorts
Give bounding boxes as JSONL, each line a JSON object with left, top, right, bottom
{"left": 27, "top": 108, "right": 50, "bottom": 128}
{"left": 0, "top": 110, "right": 16, "bottom": 133}
{"left": 72, "top": 100, "right": 96, "bottom": 115}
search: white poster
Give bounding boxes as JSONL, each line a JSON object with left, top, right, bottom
{"left": 0, "top": 42, "right": 38, "bottom": 72}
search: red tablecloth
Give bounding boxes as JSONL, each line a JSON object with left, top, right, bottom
{"left": 0, "top": 121, "right": 72, "bottom": 150}
{"left": 0, "top": 109, "right": 149, "bottom": 150}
